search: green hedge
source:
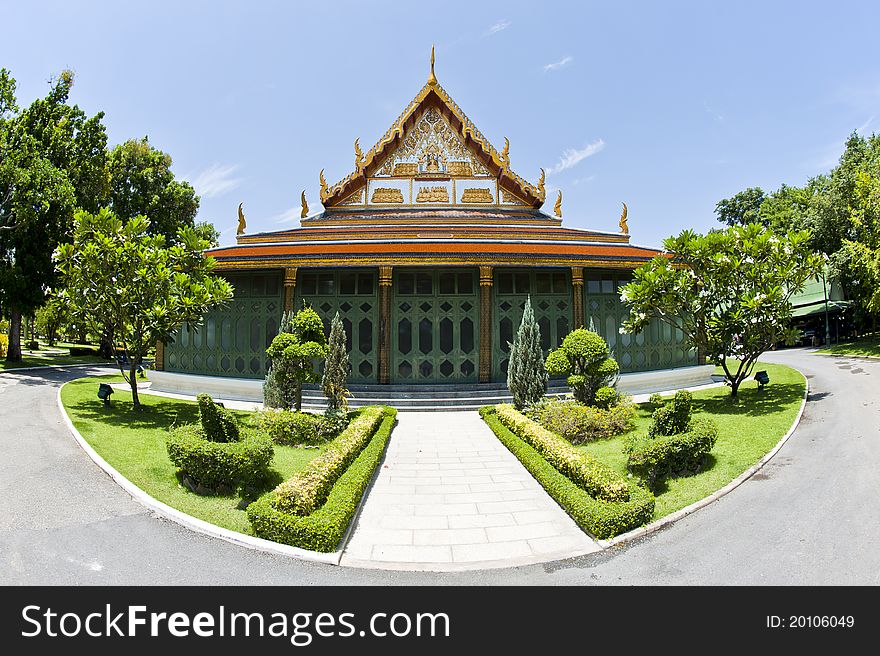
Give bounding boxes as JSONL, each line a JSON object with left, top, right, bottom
{"left": 166, "top": 424, "right": 274, "bottom": 493}
{"left": 626, "top": 417, "right": 719, "bottom": 490}
{"left": 272, "top": 406, "right": 385, "bottom": 516}
{"left": 480, "top": 407, "right": 654, "bottom": 539}
{"left": 247, "top": 407, "right": 397, "bottom": 552}
{"left": 494, "top": 404, "right": 629, "bottom": 501}
{"left": 252, "top": 409, "right": 325, "bottom": 446}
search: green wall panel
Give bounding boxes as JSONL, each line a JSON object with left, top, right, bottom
{"left": 492, "top": 268, "right": 572, "bottom": 381}
{"left": 165, "top": 270, "right": 283, "bottom": 379}
{"left": 583, "top": 272, "right": 697, "bottom": 372}
{"left": 392, "top": 268, "right": 479, "bottom": 383}
{"left": 296, "top": 268, "right": 378, "bottom": 384}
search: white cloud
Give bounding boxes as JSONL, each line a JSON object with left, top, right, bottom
{"left": 857, "top": 114, "right": 876, "bottom": 135}
{"left": 543, "top": 56, "right": 573, "bottom": 72}
{"left": 547, "top": 139, "right": 605, "bottom": 174}
{"left": 485, "top": 19, "right": 511, "bottom": 36}
{"left": 272, "top": 207, "right": 301, "bottom": 224}
{"left": 187, "top": 164, "right": 242, "bottom": 199}
{"left": 572, "top": 175, "right": 595, "bottom": 185}
{"left": 703, "top": 101, "right": 724, "bottom": 122}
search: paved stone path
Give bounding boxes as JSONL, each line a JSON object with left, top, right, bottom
{"left": 340, "top": 411, "right": 600, "bottom": 570}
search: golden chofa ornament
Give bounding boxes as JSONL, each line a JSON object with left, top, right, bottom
{"left": 236, "top": 202, "right": 246, "bottom": 236}
{"left": 619, "top": 202, "right": 629, "bottom": 234}
{"left": 428, "top": 44, "right": 437, "bottom": 85}
{"left": 554, "top": 190, "right": 563, "bottom": 218}
{"left": 301, "top": 191, "right": 309, "bottom": 219}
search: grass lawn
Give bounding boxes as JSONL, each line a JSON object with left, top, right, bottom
{"left": 577, "top": 362, "right": 806, "bottom": 519}
{"left": 815, "top": 334, "right": 880, "bottom": 358}
{"left": 60, "top": 375, "right": 325, "bottom": 535}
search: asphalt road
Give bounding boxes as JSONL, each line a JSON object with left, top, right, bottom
{"left": 1, "top": 348, "right": 877, "bottom": 585}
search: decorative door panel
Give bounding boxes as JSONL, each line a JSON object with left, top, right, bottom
{"left": 297, "top": 269, "right": 378, "bottom": 383}
{"left": 165, "top": 271, "right": 283, "bottom": 379}
{"left": 493, "top": 269, "right": 572, "bottom": 381}
{"left": 392, "top": 269, "right": 479, "bottom": 383}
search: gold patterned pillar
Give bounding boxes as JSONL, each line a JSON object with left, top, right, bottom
{"left": 154, "top": 340, "right": 164, "bottom": 371}
{"left": 378, "top": 265, "right": 393, "bottom": 384}
{"left": 283, "top": 267, "right": 297, "bottom": 313}
{"left": 479, "top": 266, "right": 494, "bottom": 383}
{"left": 571, "top": 266, "right": 585, "bottom": 329}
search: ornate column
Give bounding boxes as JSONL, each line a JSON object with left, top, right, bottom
{"left": 479, "top": 265, "right": 494, "bottom": 383}
{"left": 154, "top": 340, "right": 165, "bottom": 371}
{"left": 283, "top": 267, "right": 297, "bottom": 313}
{"left": 378, "top": 265, "right": 393, "bottom": 384}
{"left": 571, "top": 266, "right": 585, "bottom": 329}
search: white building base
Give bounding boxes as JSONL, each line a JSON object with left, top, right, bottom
{"left": 148, "top": 364, "right": 717, "bottom": 409}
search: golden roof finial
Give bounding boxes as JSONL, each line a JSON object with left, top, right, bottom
{"left": 554, "top": 190, "right": 563, "bottom": 218}
{"left": 500, "top": 137, "right": 510, "bottom": 167}
{"left": 236, "top": 202, "right": 246, "bottom": 235}
{"left": 319, "top": 169, "right": 329, "bottom": 201}
{"left": 301, "top": 191, "right": 309, "bottom": 219}
{"left": 537, "top": 168, "right": 546, "bottom": 198}
{"left": 354, "top": 138, "right": 364, "bottom": 169}
{"left": 428, "top": 44, "right": 437, "bottom": 85}
{"left": 619, "top": 202, "right": 629, "bottom": 234}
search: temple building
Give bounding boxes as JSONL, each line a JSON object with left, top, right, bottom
{"left": 152, "top": 51, "right": 704, "bottom": 396}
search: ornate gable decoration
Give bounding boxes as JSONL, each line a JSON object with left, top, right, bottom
{"left": 319, "top": 49, "right": 546, "bottom": 211}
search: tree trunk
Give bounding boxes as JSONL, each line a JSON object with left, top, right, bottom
{"left": 129, "top": 362, "right": 141, "bottom": 410}
{"left": 730, "top": 379, "right": 740, "bottom": 397}
{"left": 6, "top": 309, "right": 22, "bottom": 362}
{"left": 295, "top": 382, "right": 303, "bottom": 412}
{"left": 99, "top": 330, "right": 114, "bottom": 360}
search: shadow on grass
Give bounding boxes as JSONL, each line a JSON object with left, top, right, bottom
{"left": 687, "top": 381, "right": 806, "bottom": 418}
{"left": 68, "top": 396, "right": 200, "bottom": 431}
{"left": 645, "top": 453, "right": 719, "bottom": 495}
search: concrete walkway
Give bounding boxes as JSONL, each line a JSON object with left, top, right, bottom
{"left": 340, "top": 412, "right": 600, "bottom": 570}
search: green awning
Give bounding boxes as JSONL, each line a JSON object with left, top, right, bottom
{"left": 791, "top": 300, "right": 851, "bottom": 318}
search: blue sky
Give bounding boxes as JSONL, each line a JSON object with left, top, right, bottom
{"left": 3, "top": 0, "right": 879, "bottom": 247}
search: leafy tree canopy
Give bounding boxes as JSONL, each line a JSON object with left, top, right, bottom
{"left": 54, "top": 208, "right": 233, "bottom": 408}
{"left": 107, "top": 137, "right": 200, "bottom": 241}
{"left": 621, "top": 224, "right": 823, "bottom": 396}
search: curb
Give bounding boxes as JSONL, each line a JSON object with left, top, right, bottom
{"left": 56, "top": 384, "right": 342, "bottom": 566}
{"left": 814, "top": 352, "right": 880, "bottom": 362}
{"left": 597, "top": 367, "right": 810, "bottom": 549}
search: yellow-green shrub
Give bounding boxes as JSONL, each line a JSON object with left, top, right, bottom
{"left": 494, "top": 404, "right": 629, "bottom": 502}
{"left": 272, "top": 406, "right": 385, "bottom": 515}
{"left": 0, "top": 333, "right": 8, "bottom": 357}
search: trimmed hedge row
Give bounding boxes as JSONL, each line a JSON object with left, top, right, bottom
{"left": 494, "top": 404, "right": 629, "bottom": 502}
{"left": 480, "top": 407, "right": 654, "bottom": 539}
{"left": 166, "top": 424, "right": 274, "bottom": 493}
{"left": 247, "top": 407, "right": 397, "bottom": 552}
{"left": 273, "top": 406, "right": 386, "bottom": 516}
{"left": 625, "top": 417, "right": 719, "bottom": 490}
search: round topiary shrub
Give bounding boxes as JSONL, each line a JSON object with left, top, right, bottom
{"left": 166, "top": 393, "right": 273, "bottom": 495}
{"left": 166, "top": 425, "right": 274, "bottom": 494}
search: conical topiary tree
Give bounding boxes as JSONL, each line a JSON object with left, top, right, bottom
{"left": 321, "top": 312, "right": 350, "bottom": 412}
{"left": 263, "top": 306, "right": 327, "bottom": 411}
{"left": 506, "top": 296, "right": 548, "bottom": 409}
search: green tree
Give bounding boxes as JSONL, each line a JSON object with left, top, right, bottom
{"left": 321, "top": 312, "right": 350, "bottom": 412}
{"left": 0, "top": 69, "right": 108, "bottom": 362}
{"left": 545, "top": 328, "right": 619, "bottom": 405}
{"left": 264, "top": 307, "right": 327, "bottom": 411}
{"left": 841, "top": 168, "right": 880, "bottom": 313}
{"left": 506, "top": 296, "right": 547, "bottom": 409}
{"left": 54, "top": 208, "right": 233, "bottom": 408}
{"left": 34, "top": 298, "right": 67, "bottom": 347}
{"left": 621, "top": 224, "right": 823, "bottom": 397}
{"left": 715, "top": 187, "right": 766, "bottom": 226}
{"left": 107, "top": 137, "right": 200, "bottom": 241}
